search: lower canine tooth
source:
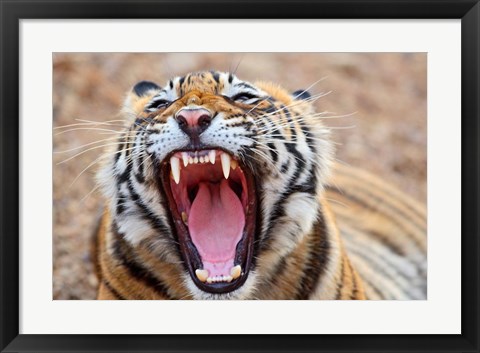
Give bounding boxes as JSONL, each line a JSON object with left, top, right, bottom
{"left": 230, "top": 265, "right": 242, "bottom": 279}
{"left": 195, "top": 269, "right": 209, "bottom": 282}
{"left": 231, "top": 159, "right": 238, "bottom": 170}
{"left": 181, "top": 212, "right": 188, "bottom": 224}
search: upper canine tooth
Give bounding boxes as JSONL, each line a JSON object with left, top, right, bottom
{"left": 170, "top": 157, "right": 181, "bottom": 184}
{"left": 230, "top": 265, "right": 241, "bottom": 279}
{"left": 209, "top": 150, "right": 216, "bottom": 164}
{"left": 195, "top": 269, "right": 209, "bottom": 282}
{"left": 221, "top": 153, "right": 231, "bottom": 179}
{"left": 182, "top": 152, "right": 189, "bottom": 167}
{"left": 231, "top": 159, "right": 238, "bottom": 170}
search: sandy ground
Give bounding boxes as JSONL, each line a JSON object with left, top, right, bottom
{"left": 53, "top": 53, "right": 427, "bottom": 299}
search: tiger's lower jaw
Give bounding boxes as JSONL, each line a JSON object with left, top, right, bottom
{"left": 160, "top": 149, "right": 257, "bottom": 294}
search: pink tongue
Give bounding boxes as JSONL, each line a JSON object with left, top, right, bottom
{"left": 189, "top": 179, "right": 244, "bottom": 277}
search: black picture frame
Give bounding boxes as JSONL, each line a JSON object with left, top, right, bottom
{"left": 1, "top": 1, "right": 479, "bottom": 352}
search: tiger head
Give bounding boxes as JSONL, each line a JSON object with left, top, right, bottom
{"left": 98, "top": 71, "right": 333, "bottom": 299}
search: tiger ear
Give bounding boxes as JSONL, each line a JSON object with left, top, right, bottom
{"left": 292, "top": 89, "right": 311, "bottom": 100}
{"left": 133, "top": 80, "right": 161, "bottom": 97}
{"left": 124, "top": 80, "right": 161, "bottom": 115}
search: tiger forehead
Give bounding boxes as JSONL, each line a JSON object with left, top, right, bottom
{"left": 176, "top": 72, "right": 225, "bottom": 95}
{"left": 163, "top": 90, "right": 242, "bottom": 117}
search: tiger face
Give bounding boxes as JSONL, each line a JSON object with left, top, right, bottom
{"left": 98, "top": 71, "right": 333, "bottom": 299}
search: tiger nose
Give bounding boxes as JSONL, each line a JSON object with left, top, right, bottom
{"left": 175, "top": 108, "right": 212, "bottom": 135}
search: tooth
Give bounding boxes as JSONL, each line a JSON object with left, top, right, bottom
{"left": 200, "top": 156, "right": 205, "bottom": 163}
{"left": 195, "top": 269, "right": 209, "bottom": 282}
{"left": 226, "top": 275, "right": 233, "bottom": 282}
{"left": 170, "top": 157, "right": 181, "bottom": 184}
{"left": 230, "top": 265, "right": 241, "bottom": 279}
{"left": 209, "top": 150, "right": 216, "bottom": 164}
{"left": 231, "top": 159, "right": 238, "bottom": 170}
{"left": 182, "top": 153, "right": 189, "bottom": 167}
{"left": 181, "top": 211, "right": 188, "bottom": 224}
{"left": 189, "top": 157, "right": 194, "bottom": 164}
{"left": 207, "top": 277, "right": 213, "bottom": 284}
{"left": 204, "top": 155, "right": 210, "bottom": 163}
{"left": 221, "top": 153, "right": 231, "bottom": 179}
{"left": 194, "top": 156, "right": 199, "bottom": 164}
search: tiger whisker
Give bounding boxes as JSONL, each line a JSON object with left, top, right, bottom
{"left": 291, "top": 77, "right": 329, "bottom": 100}
{"left": 54, "top": 136, "right": 138, "bottom": 154}
{"left": 68, "top": 155, "right": 107, "bottom": 188}
{"left": 81, "top": 183, "right": 102, "bottom": 203}
{"left": 255, "top": 112, "right": 357, "bottom": 132}
{"left": 54, "top": 127, "right": 126, "bottom": 136}
{"left": 252, "top": 91, "right": 331, "bottom": 119}
{"left": 54, "top": 118, "right": 129, "bottom": 130}
{"left": 56, "top": 143, "right": 138, "bottom": 165}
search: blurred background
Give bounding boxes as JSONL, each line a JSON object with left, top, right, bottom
{"left": 53, "top": 53, "right": 427, "bottom": 299}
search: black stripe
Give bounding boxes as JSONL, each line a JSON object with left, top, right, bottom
{"left": 280, "top": 160, "right": 290, "bottom": 173}
{"left": 283, "top": 105, "right": 295, "bottom": 138}
{"left": 267, "top": 142, "right": 278, "bottom": 163}
{"left": 114, "top": 135, "right": 125, "bottom": 163}
{"left": 295, "top": 211, "right": 330, "bottom": 299}
{"left": 117, "top": 158, "right": 132, "bottom": 185}
{"left": 116, "top": 194, "right": 125, "bottom": 215}
{"left": 299, "top": 120, "right": 316, "bottom": 154}
{"left": 178, "top": 76, "right": 186, "bottom": 96}
{"left": 349, "top": 261, "right": 359, "bottom": 299}
{"left": 228, "top": 73, "right": 234, "bottom": 83}
{"left": 335, "top": 257, "right": 345, "bottom": 299}
{"left": 260, "top": 178, "right": 317, "bottom": 253}
{"left": 102, "top": 279, "right": 126, "bottom": 300}
{"left": 236, "top": 82, "right": 256, "bottom": 90}
{"left": 178, "top": 75, "right": 186, "bottom": 86}
{"left": 111, "top": 222, "right": 172, "bottom": 299}
{"left": 133, "top": 131, "right": 146, "bottom": 184}
{"left": 127, "top": 179, "right": 171, "bottom": 235}
{"left": 134, "top": 160, "right": 145, "bottom": 184}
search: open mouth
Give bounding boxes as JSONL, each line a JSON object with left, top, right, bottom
{"left": 160, "top": 149, "right": 256, "bottom": 294}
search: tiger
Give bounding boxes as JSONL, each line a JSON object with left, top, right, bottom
{"left": 94, "top": 70, "right": 427, "bottom": 300}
